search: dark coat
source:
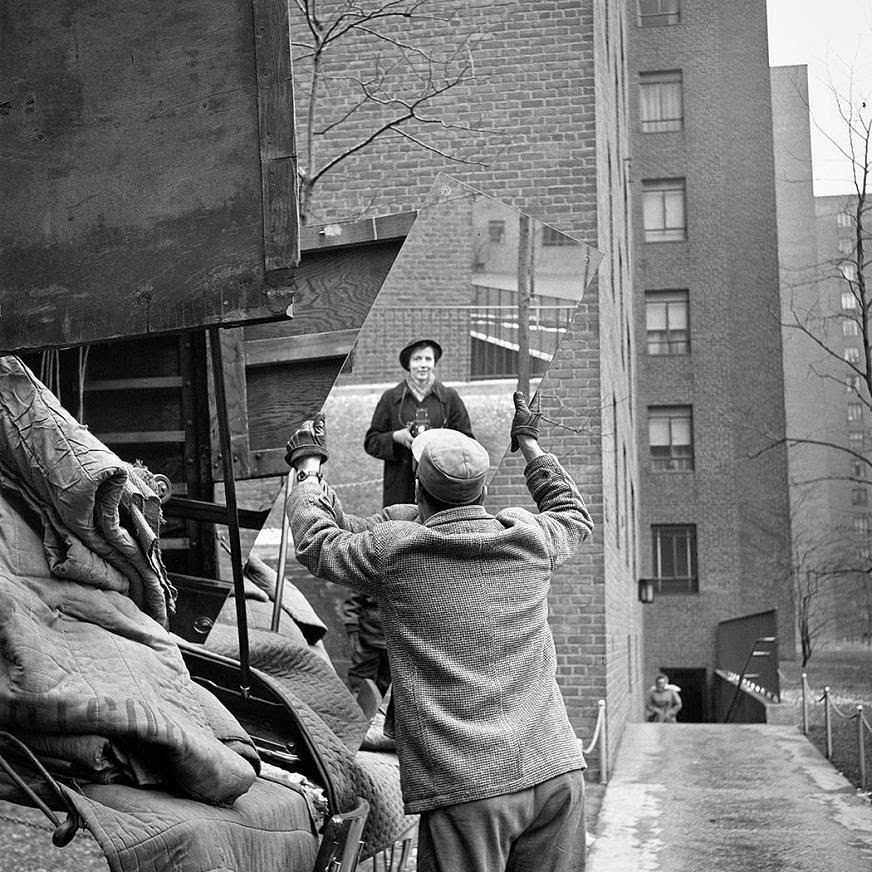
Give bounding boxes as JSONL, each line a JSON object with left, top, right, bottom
{"left": 363, "top": 380, "right": 473, "bottom": 507}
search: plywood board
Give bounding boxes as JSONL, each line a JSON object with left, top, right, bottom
{"left": 0, "top": 0, "right": 299, "bottom": 353}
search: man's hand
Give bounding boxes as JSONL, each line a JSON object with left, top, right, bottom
{"left": 285, "top": 411, "right": 329, "bottom": 469}
{"left": 510, "top": 391, "right": 541, "bottom": 452}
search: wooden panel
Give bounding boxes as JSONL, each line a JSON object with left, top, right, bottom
{"left": 85, "top": 377, "right": 184, "bottom": 392}
{"left": 252, "top": 0, "right": 299, "bottom": 273}
{"left": 299, "top": 212, "right": 416, "bottom": 253}
{"left": 246, "top": 357, "right": 344, "bottom": 454}
{"left": 245, "top": 329, "right": 358, "bottom": 368}
{"left": 97, "top": 431, "right": 186, "bottom": 444}
{"left": 208, "top": 328, "right": 251, "bottom": 480}
{"left": 246, "top": 242, "right": 403, "bottom": 341}
{"left": 0, "top": 0, "right": 298, "bottom": 353}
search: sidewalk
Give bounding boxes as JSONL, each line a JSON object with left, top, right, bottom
{"left": 588, "top": 723, "right": 872, "bottom": 872}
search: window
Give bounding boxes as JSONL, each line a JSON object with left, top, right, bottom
{"left": 639, "top": 70, "right": 683, "bottom": 132}
{"left": 852, "top": 459, "right": 866, "bottom": 479}
{"left": 845, "top": 347, "right": 861, "bottom": 364}
{"left": 649, "top": 405, "right": 694, "bottom": 470}
{"left": 843, "top": 318, "right": 860, "bottom": 336}
{"left": 848, "top": 402, "right": 863, "bottom": 423}
{"left": 852, "top": 488, "right": 868, "bottom": 506}
{"left": 643, "top": 178, "right": 686, "bottom": 242}
{"left": 847, "top": 375, "right": 863, "bottom": 392}
{"left": 842, "top": 291, "right": 858, "bottom": 310}
{"left": 646, "top": 290, "right": 689, "bottom": 354}
{"left": 651, "top": 525, "right": 698, "bottom": 594}
{"left": 638, "top": 0, "right": 680, "bottom": 26}
{"left": 837, "top": 212, "right": 854, "bottom": 228}
{"left": 838, "top": 238, "right": 854, "bottom": 255}
{"left": 853, "top": 515, "right": 872, "bottom": 539}
{"left": 849, "top": 432, "right": 865, "bottom": 452}
{"left": 542, "top": 225, "right": 575, "bottom": 246}
{"left": 488, "top": 220, "right": 505, "bottom": 244}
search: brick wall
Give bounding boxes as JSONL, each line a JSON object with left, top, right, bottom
{"left": 288, "top": 0, "right": 640, "bottom": 773}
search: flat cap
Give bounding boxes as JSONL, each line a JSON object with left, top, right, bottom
{"left": 411, "top": 429, "right": 489, "bottom": 505}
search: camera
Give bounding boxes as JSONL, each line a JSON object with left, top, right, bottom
{"left": 409, "top": 408, "right": 430, "bottom": 438}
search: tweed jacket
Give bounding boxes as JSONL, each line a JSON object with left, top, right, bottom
{"left": 288, "top": 453, "right": 593, "bottom": 814}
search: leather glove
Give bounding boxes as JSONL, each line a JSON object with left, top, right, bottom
{"left": 510, "top": 391, "right": 541, "bottom": 452}
{"left": 285, "top": 412, "right": 329, "bottom": 467}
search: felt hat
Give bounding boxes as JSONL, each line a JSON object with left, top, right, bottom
{"left": 399, "top": 338, "right": 443, "bottom": 371}
{"left": 411, "top": 429, "right": 490, "bottom": 505}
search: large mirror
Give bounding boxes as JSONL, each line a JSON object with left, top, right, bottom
{"left": 250, "top": 174, "right": 603, "bottom": 668}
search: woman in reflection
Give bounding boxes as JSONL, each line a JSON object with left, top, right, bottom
{"left": 342, "top": 339, "right": 474, "bottom": 696}
{"left": 364, "top": 337, "right": 474, "bottom": 506}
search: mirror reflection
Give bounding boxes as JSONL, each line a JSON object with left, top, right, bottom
{"left": 250, "top": 174, "right": 602, "bottom": 667}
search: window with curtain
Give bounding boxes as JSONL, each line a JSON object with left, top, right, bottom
{"left": 843, "top": 318, "right": 860, "bottom": 336}
{"left": 639, "top": 70, "right": 683, "bottom": 132}
{"left": 646, "top": 290, "right": 689, "bottom": 354}
{"left": 648, "top": 405, "right": 694, "bottom": 470}
{"left": 849, "top": 432, "right": 865, "bottom": 452}
{"left": 651, "top": 524, "right": 698, "bottom": 594}
{"left": 842, "top": 291, "right": 858, "bottom": 310}
{"left": 848, "top": 402, "right": 863, "bottom": 423}
{"left": 845, "top": 347, "right": 861, "bottom": 364}
{"left": 643, "top": 178, "right": 686, "bottom": 241}
{"left": 638, "top": 0, "right": 680, "bottom": 26}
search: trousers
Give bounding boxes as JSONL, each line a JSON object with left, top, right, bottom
{"left": 415, "top": 769, "right": 586, "bottom": 872}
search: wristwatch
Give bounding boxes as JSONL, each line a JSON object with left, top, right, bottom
{"left": 296, "top": 469, "right": 323, "bottom": 483}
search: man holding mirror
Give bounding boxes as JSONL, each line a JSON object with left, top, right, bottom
{"left": 342, "top": 338, "right": 474, "bottom": 697}
{"left": 285, "top": 391, "right": 592, "bottom": 872}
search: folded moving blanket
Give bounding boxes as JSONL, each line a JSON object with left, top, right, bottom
{"left": 65, "top": 776, "right": 318, "bottom": 872}
{"left": 203, "top": 625, "right": 416, "bottom": 856}
{"left": 0, "top": 355, "right": 173, "bottom": 625}
{"left": 0, "top": 359, "right": 258, "bottom": 805}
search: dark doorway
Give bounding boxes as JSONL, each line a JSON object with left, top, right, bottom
{"left": 661, "top": 668, "right": 707, "bottom": 722}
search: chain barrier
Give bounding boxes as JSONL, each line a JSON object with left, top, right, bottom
{"left": 581, "top": 699, "right": 608, "bottom": 784}
{"left": 802, "top": 675, "right": 871, "bottom": 791}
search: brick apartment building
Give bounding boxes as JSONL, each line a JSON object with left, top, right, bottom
{"left": 772, "top": 65, "right": 872, "bottom": 647}
{"left": 289, "top": 0, "right": 796, "bottom": 764}
{"left": 628, "top": 0, "right": 793, "bottom": 719}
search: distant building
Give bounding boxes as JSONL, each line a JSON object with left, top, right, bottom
{"left": 772, "top": 64, "right": 872, "bottom": 647}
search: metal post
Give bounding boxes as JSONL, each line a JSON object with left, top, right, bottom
{"left": 209, "top": 327, "right": 251, "bottom": 697}
{"left": 599, "top": 699, "right": 608, "bottom": 785}
{"left": 858, "top": 705, "right": 866, "bottom": 789}
{"left": 270, "top": 472, "right": 293, "bottom": 632}
{"left": 823, "top": 687, "right": 832, "bottom": 759}
{"left": 801, "top": 672, "right": 808, "bottom": 735}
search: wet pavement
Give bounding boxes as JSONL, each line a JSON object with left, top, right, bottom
{"left": 588, "top": 723, "right": 872, "bottom": 872}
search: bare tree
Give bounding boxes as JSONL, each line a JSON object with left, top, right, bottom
{"left": 290, "top": 0, "right": 502, "bottom": 223}
{"left": 761, "top": 77, "right": 872, "bottom": 656}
